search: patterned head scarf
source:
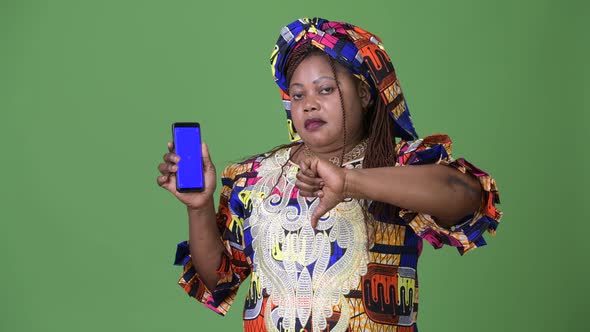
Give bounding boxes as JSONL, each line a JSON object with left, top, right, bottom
{"left": 270, "top": 17, "right": 419, "bottom": 142}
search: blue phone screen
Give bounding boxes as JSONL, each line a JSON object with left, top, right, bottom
{"left": 174, "top": 126, "right": 203, "bottom": 190}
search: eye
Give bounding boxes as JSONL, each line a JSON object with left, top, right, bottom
{"left": 291, "top": 93, "right": 303, "bottom": 101}
{"left": 320, "top": 86, "right": 334, "bottom": 94}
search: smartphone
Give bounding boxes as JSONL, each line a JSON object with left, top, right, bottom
{"left": 172, "top": 122, "right": 204, "bottom": 192}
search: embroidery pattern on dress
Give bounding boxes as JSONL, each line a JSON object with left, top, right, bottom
{"left": 248, "top": 148, "right": 370, "bottom": 332}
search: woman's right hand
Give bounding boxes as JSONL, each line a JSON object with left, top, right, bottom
{"left": 157, "top": 141, "right": 217, "bottom": 210}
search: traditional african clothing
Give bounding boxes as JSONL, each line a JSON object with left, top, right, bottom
{"left": 174, "top": 17, "right": 502, "bottom": 332}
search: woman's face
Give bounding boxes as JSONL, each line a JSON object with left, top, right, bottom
{"left": 288, "top": 54, "right": 371, "bottom": 153}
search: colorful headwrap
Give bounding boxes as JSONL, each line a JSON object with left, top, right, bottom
{"left": 270, "top": 17, "right": 419, "bottom": 142}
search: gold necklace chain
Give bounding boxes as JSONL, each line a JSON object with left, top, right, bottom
{"left": 301, "top": 138, "right": 368, "bottom": 166}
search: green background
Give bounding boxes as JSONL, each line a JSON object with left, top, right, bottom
{"left": 1, "top": 0, "right": 587, "bottom": 331}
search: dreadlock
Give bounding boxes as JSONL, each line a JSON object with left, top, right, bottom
{"left": 283, "top": 41, "right": 401, "bottom": 224}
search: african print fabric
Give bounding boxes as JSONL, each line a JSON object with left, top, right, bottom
{"left": 271, "top": 17, "right": 419, "bottom": 142}
{"left": 174, "top": 134, "right": 502, "bottom": 331}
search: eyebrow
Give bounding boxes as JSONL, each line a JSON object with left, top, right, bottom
{"left": 313, "top": 76, "right": 335, "bottom": 84}
{"left": 289, "top": 76, "right": 335, "bottom": 88}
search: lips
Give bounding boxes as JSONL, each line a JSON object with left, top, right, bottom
{"left": 304, "top": 118, "right": 326, "bottom": 130}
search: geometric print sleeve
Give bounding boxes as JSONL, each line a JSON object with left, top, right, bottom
{"left": 395, "top": 134, "right": 503, "bottom": 255}
{"left": 173, "top": 162, "right": 253, "bottom": 315}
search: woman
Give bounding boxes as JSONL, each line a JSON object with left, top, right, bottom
{"left": 157, "top": 17, "right": 501, "bottom": 332}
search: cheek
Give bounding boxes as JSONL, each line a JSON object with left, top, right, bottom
{"left": 289, "top": 106, "right": 305, "bottom": 131}
{"left": 343, "top": 102, "right": 365, "bottom": 132}
{"left": 346, "top": 111, "right": 365, "bottom": 133}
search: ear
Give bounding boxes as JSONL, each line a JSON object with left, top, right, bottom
{"left": 358, "top": 82, "right": 372, "bottom": 109}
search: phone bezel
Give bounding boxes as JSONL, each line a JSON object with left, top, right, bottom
{"left": 172, "top": 122, "right": 205, "bottom": 193}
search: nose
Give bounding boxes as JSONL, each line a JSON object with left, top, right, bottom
{"left": 303, "top": 95, "right": 320, "bottom": 112}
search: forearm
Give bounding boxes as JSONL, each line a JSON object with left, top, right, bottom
{"left": 344, "top": 164, "right": 482, "bottom": 227}
{"left": 187, "top": 199, "right": 226, "bottom": 290}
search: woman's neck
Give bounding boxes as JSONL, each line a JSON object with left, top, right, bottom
{"left": 293, "top": 134, "right": 368, "bottom": 165}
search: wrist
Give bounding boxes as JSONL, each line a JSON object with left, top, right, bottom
{"left": 186, "top": 198, "right": 215, "bottom": 215}
{"left": 343, "top": 168, "right": 360, "bottom": 199}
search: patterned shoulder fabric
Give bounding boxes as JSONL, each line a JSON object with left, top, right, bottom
{"left": 395, "top": 134, "right": 502, "bottom": 255}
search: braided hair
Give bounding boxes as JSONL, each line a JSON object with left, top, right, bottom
{"left": 284, "top": 42, "right": 400, "bottom": 223}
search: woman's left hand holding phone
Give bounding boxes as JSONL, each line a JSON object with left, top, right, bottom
{"left": 157, "top": 140, "right": 224, "bottom": 291}
{"left": 157, "top": 141, "right": 217, "bottom": 209}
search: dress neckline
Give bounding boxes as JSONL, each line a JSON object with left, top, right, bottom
{"left": 284, "top": 146, "right": 364, "bottom": 169}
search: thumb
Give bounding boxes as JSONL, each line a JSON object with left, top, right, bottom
{"left": 300, "top": 157, "right": 310, "bottom": 173}
{"left": 202, "top": 142, "right": 214, "bottom": 169}
{"left": 308, "top": 158, "right": 319, "bottom": 176}
{"left": 311, "top": 198, "right": 328, "bottom": 228}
